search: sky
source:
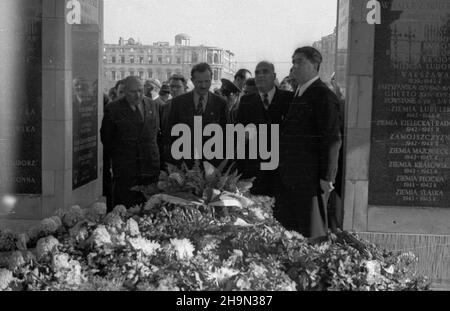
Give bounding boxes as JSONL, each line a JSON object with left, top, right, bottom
{"left": 104, "top": 0, "right": 337, "bottom": 79}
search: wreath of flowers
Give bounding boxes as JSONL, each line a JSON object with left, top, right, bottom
{"left": 0, "top": 161, "right": 430, "bottom": 291}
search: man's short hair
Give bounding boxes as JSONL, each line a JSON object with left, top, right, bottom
{"left": 114, "top": 79, "right": 125, "bottom": 90}
{"left": 123, "top": 76, "right": 143, "bottom": 89}
{"left": 169, "top": 73, "right": 187, "bottom": 86}
{"left": 191, "top": 63, "right": 212, "bottom": 78}
{"left": 293, "top": 46, "right": 323, "bottom": 72}
{"left": 234, "top": 68, "right": 252, "bottom": 80}
{"left": 256, "top": 61, "right": 275, "bottom": 73}
{"left": 245, "top": 78, "right": 256, "bottom": 87}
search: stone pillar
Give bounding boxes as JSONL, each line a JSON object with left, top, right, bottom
{"left": 0, "top": 0, "right": 104, "bottom": 231}
{"left": 341, "top": 0, "right": 450, "bottom": 287}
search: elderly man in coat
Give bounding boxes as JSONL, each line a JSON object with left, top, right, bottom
{"left": 277, "top": 47, "right": 342, "bottom": 240}
{"left": 100, "top": 76, "right": 160, "bottom": 209}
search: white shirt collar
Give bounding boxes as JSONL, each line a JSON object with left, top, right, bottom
{"left": 259, "top": 86, "right": 276, "bottom": 105}
{"left": 295, "top": 76, "right": 319, "bottom": 98}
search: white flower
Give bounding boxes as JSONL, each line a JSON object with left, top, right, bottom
{"left": 64, "top": 260, "right": 84, "bottom": 286}
{"left": 129, "top": 238, "right": 160, "bottom": 256}
{"left": 69, "top": 222, "right": 89, "bottom": 243}
{"left": 284, "top": 230, "right": 304, "bottom": 240}
{"left": 236, "top": 277, "right": 252, "bottom": 290}
{"left": 0, "top": 269, "right": 15, "bottom": 291}
{"left": 7, "top": 251, "right": 26, "bottom": 270}
{"left": 52, "top": 253, "right": 71, "bottom": 271}
{"left": 384, "top": 265, "right": 395, "bottom": 274}
{"left": 170, "top": 238, "right": 195, "bottom": 260}
{"left": 110, "top": 232, "right": 126, "bottom": 247}
{"left": 89, "top": 225, "right": 112, "bottom": 247}
{"left": 249, "top": 263, "right": 268, "bottom": 278}
{"left": 111, "top": 205, "right": 128, "bottom": 217}
{"left": 39, "top": 217, "right": 61, "bottom": 235}
{"left": 155, "top": 277, "right": 180, "bottom": 291}
{"left": 233, "top": 250, "right": 243, "bottom": 257}
{"left": 15, "top": 233, "right": 29, "bottom": 251}
{"left": 207, "top": 267, "right": 240, "bottom": 284}
{"left": 85, "top": 203, "right": 107, "bottom": 222}
{"left": 60, "top": 206, "right": 84, "bottom": 228}
{"left": 363, "top": 260, "right": 382, "bottom": 285}
{"left": 125, "top": 218, "right": 140, "bottom": 237}
{"left": 52, "top": 254, "right": 85, "bottom": 286}
{"left": 143, "top": 196, "right": 162, "bottom": 211}
{"left": 103, "top": 213, "right": 124, "bottom": 230}
{"left": 233, "top": 218, "right": 251, "bottom": 227}
{"left": 249, "top": 207, "right": 266, "bottom": 221}
{"left": 36, "top": 236, "right": 60, "bottom": 260}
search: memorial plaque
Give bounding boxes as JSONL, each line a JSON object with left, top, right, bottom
{"left": 72, "top": 21, "right": 99, "bottom": 190}
{"left": 336, "top": 0, "right": 350, "bottom": 97}
{"left": 369, "top": 0, "right": 450, "bottom": 207}
{"left": 0, "top": 0, "right": 42, "bottom": 195}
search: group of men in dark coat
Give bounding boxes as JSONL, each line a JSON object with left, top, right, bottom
{"left": 100, "top": 46, "right": 343, "bottom": 241}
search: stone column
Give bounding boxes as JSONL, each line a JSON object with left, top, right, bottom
{"left": 341, "top": 0, "right": 450, "bottom": 287}
{"left": 0, "top": 0, "right": 104, "bottom": 231}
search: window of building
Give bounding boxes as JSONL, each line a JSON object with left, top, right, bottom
{"left": 166, "top": 57, "right": 171, "bottom": 64}
{"left": 148, "top": 56, "right": 153, "bottom": 64}
{"left": 120, "top": 48, "right": 125, "bottom": 53}
{"left": 207, "top": 52, "right": 213, "bottom": 64}
{"left": 130, "top": 56, "right": 135, "bottom": 64}
{"left": 138, "top": 56, "right": 143, "bottom": 64}
{"left": 213, "top": 68, "right": 219, "bottom": 81}
{"left": 192, "top": 52, "right": 198, "bottom": 64}
{"left": 157, "top": 56, "right": 163, "bottom": 64}
{"left": 214, "top": 53, "right": 219, "bottom": 64}
{"left": 130, "top": 70, "right": 135, "bottom": 76}
{"left": 112, "top": 56, "right": 116, "bottom": 63}
{"left": 176, "top": 57, "right": 181, "bottom": 64}
{"left": 111, "top": 71, "right": 116, "bottom": 81}
{"left": 120, "top": 55, "right": 125, "bottom": 63}
{"left": 121, "top": 70, "right": 126, "bottom": 79}
{"left": 139, "top": 71, "right": 144, "bottom": 79}
{"left": 167, "top": 70, "right": 172, "bottom": 80}
{"left": 148, "top": 69, "right": 153, "bottom": 78}
{"left": 130, "top": 48, "right": 134, "bottom": 52}
{"left": 103, "top": 55, "right": 107, "bottom": 63}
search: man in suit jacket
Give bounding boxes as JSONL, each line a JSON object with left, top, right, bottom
{"left": 167, "top": 63, "right": 228, "bottom": 168}
{"left": 278, "top": 47, "right": 342, "bottom": 240}
{"left": 100, "top": 76, "right": 160, "bottom": 209}
{"left": 159, "top": 74, "right": 188, "bottom": 169}
{"left": 236, "top": 61, "right": 293, "bottom": 196}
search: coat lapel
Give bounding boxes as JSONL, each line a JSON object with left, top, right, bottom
{"left": 118, "top": 99, "right": 142, "bottom": 129}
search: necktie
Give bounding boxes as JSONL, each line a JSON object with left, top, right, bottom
{"left": 196, "top": 95, "right": 205, "bottom": 115}
{"left": 133, "top": 103, "right": 143, "bottom": 121}
{"left": 263, "top": 93, "right": 270, "bottom": 110}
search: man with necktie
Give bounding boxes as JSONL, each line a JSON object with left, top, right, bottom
{"left": 167, "top": 63, "right": 228, "bottom": 168}
{"left": 100, "top": 76, "right": 160, "bottom": 209}
{"left": 236, "top": 61, "right": 293, "bottom": 196}
{"left": 277, "top": 47, "right": 342, "bottom": 240}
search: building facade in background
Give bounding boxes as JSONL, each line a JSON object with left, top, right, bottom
{"left": 103, "top": 34, "right": 237, "bottom": 92}
{"left": 312, "top": 28, "right": 337, "bottom": 85}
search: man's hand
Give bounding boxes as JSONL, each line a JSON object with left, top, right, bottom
{"left": 320, "top": 179, "right": 335, "bottom": 193}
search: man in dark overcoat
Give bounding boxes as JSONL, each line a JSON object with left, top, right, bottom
{"left": 236, "top": 61, "right": 293, "bottom": 196}
{"left": 167, "top": 63, "right": 228, "bottom": 168}
{"left": 277, "top": 47, "right": 342, "bottom": 240}
{"left": 100, "top": 76, "right": 160, "bottom": 209}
